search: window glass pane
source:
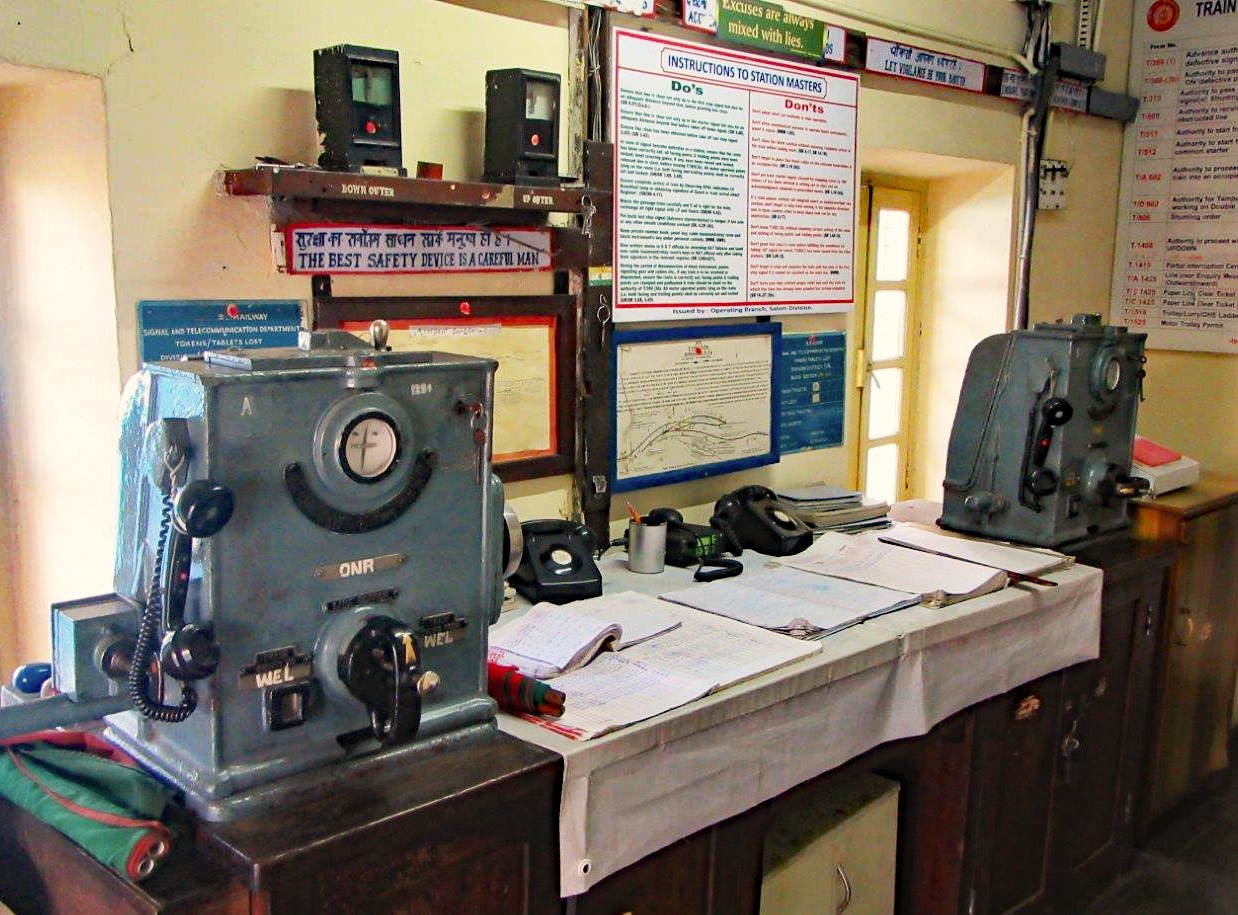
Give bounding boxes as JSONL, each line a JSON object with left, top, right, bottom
{"left": 867, "top": 367, "right": 903, "bottom": 439}
{"left": 871, "top": 290, "right": 906, "bottom": 361}
{"left": 865, "top": 443, "right": 899, "bottom": 504}
{"left": 874, "top": 209, "right": 910, "bottom": 282}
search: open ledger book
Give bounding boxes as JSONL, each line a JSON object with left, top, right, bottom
{"left": 875, "top": 524, "right": 1073, "bottom": 577}
{"left": 488, "top": 592, "right": 682, "bottom": 679}
{"left": 499, "top": 597, "right": 820, "bottom": 740}
{"left": 776, "top": 530, "right": 1010, "bottom": 607}
{"left": 660, "top": 566, "right": 920, "bottom": 639}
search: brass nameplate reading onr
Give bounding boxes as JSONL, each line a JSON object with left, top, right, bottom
{"left": 314, "top": 552, "right": 405, "bottom": 581}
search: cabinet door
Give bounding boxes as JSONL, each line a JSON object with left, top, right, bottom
{"left": 760, "top": 781, "right": 898, "bottom": 915}
{"left": 1178, "top": 507, "right": 1238, "bottom": 788}
{"left": 1048, "top": 576, "right": 1141, "bottom": 905}
{"left": 962, "top": 673, "right": 1065, "bottom": 915}
{"left": 574, "top": 806, "right": 768, "bottom": 915}
{"left": 1137, "top": 495, "right": 1238, "bottom": 821}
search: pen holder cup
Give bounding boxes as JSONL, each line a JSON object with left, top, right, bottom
{"left": 627, "top": 521, "right": 667, "bottom": 574}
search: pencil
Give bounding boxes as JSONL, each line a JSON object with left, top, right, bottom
{"left": 1008, "top": 571, "right": 1057, "bottom": 587}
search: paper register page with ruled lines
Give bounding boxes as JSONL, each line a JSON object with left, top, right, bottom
{"left": 524, "top": 600, "right": 819, "bottom": 740}
{"left": 778, "top": 531, "right": 1007, "bottom": 606}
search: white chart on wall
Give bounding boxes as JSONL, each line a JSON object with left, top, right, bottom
{"left": 1112, "top": 0, "right": 1238, "bottom": 353}
{"left": 611, "top": 27, "right": 858, "bottom": 322}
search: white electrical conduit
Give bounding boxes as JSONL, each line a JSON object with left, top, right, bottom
{"left": 788, "top": 0, "right": 1034, "bottom": 71}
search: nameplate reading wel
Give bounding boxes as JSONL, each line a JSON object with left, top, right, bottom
{"left": 314, "top": 553, "right": 405, "bottom": 581}
{"left": 239, "top": 647, "right": 313, "bottom": 691}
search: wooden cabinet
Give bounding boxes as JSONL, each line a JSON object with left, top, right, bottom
{"left": 761, "top": 774, "right": 899, "bottom": 915}
{"left": 570, "top": 711, "right": 974, "bottom": 915}
{"left": 0, "top": 733, "right": 561, "bottom": 915}
{"left": 1132, "top": 473, "right": 1238, "bottom": 824}
{"left": 570, "top": 805, "right": 770, "bottom": 915}
{"left": 961, "top": 537, "right": 1174, "bottom": 915}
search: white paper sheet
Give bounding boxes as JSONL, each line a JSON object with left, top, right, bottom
{"left": 877, "top": 524, "right": 1072, "bottom": 576}
{"left": 567, "top": 591, "right": 683, "bottom": 649}
{"left": 488, "top": 604, "right": 618, "bottom": 677}
{"left": 779, "top": 530, "right": 1006, "bottom": 603}
{"left": 529, "top": 653, "right": 714, "bottom": 740}
{"left": 661, "top": 566, "right": 918, "bottom": 635}
{"left": 621, "top": 602, "right": 820, "bottom": 691}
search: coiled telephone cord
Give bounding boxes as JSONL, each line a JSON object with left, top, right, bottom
{"left": 126, "top": 492, "right": 198, "bottom": 722}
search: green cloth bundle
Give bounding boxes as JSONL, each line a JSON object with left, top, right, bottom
{"left": 0, "top": 731, "right": 175, "bottom": 881}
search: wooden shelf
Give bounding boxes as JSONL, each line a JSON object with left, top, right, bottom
{"left": 222, "top": 166, "right": 592, "bottom": 215}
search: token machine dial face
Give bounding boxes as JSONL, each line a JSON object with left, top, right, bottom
{"left": 340, "top": 412, "right": 401, "bottom": 483}
{"left": 1103, "top": 355, "right": 1122, "bottom": 391}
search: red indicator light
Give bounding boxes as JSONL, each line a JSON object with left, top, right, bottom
{"left": 362, "top": 357, "right": 375, "bottom": 368}
{"left": 365, "top": 120, "right": 378, "bottom": 135}
{"left": 1040, "top": 438, "right": 1050, "bottom": 448}
{"left": 459, "top": 301, "right": 471, "bottom": 315}
{"left": 530, "top": 134, "right": 540, "bottom": 147}
{"left": 225, "top": 303, "right": 240, "bottom": 318}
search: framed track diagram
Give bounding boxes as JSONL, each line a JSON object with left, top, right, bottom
{"left": 611, "top": 322, "right": 780, "bottom": 491}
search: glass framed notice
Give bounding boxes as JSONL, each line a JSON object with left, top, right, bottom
{"left": 611, "top": 27, "right": 858, "bottom": 322}
{"left": 611, "top": 323, "right": 780, "bottom": 492}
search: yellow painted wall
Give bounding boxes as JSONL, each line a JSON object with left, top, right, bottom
{"left": 1, "top": 0, "right": 1234, "bottom": 662}
{"left": 0, "top": 70, "right": 119, "bottom": 667}
{"left": 0, "top": 0, "right": 575, "bottom": 663}
{"left": 916, "top": 164, "right": 1017, "bottom": 501}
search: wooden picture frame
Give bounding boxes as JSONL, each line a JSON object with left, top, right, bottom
{"left": 315, "top": 292, "right": 576, "bottom": 483}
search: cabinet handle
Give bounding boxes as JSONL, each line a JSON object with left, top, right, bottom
{"left": 836, "top": 863, "right": 852, "bottom": 913}
{"left": 1014, "top": 694, "right": 1042, "bottom": 721}
{"left": 1173, "top": 609, "right": 1195, "bottom": 646}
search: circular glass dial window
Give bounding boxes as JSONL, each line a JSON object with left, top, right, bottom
{"left": 340, "top": 413, "right": 401, "bottom": 483}
{"left": 1103, "top": 355, "right": 1122, "bottom": 391}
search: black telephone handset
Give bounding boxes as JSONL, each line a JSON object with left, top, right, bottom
{"left": 710, "top": 485, "right": 813, "bottom": 557}
{"left": 159, "top": 480, "right": 232, "bottom": 681}
{"left": 129, "top": 419, "right": 233, "bottom": 723}
{"left": 512, "top": 519, "right": 603, "bottom": 604}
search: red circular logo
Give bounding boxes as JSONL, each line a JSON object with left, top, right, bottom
{"left": 1148, "top": 0, "right": 1179, "bottom": 32}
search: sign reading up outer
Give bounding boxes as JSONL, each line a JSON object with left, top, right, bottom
{"left": 280, "top": 223, "right": 552, "bottom": 275}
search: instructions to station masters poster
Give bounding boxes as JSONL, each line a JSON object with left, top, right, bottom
{"left": 1113, "top": 0, "right": 1238, "bottom": 353}
{"left": 612, "top": 27, "right": 858, "bottom": 321}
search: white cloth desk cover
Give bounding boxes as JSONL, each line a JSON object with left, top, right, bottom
{"left": 498, "top": 556, "right": 1104, "bottom": 896}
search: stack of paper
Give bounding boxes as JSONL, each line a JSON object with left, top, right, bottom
{"left": 661, "top": 566, "right": 919, "bottom": 638}
{"left": 776, "top": 483, "right": 890, "bottom": 533}
{"left": 777, "top": 530, "right": 1008, "bottom": 607}
{"left": 777, "top": 484, "right": 863, "bottom": 511}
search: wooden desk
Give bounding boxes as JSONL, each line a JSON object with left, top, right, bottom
{"left": 0, "top": 732, "right": 561, "bottom": 915}
{"left": 1133, "top": 472, "right": 1238, "bottom": 824}
{"left": 0, "top": 538, "right": 1176, "bottom": 915}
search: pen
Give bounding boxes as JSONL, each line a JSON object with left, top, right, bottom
{"left": 627, "top": 502, "right": 642, "bottom": 524}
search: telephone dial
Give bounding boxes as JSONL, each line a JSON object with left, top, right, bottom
{"left": 710, "top": 485, "right": 813, "bottom": 557}
{"left": 512, "top": 519, "right": 603, "bottom": 604}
